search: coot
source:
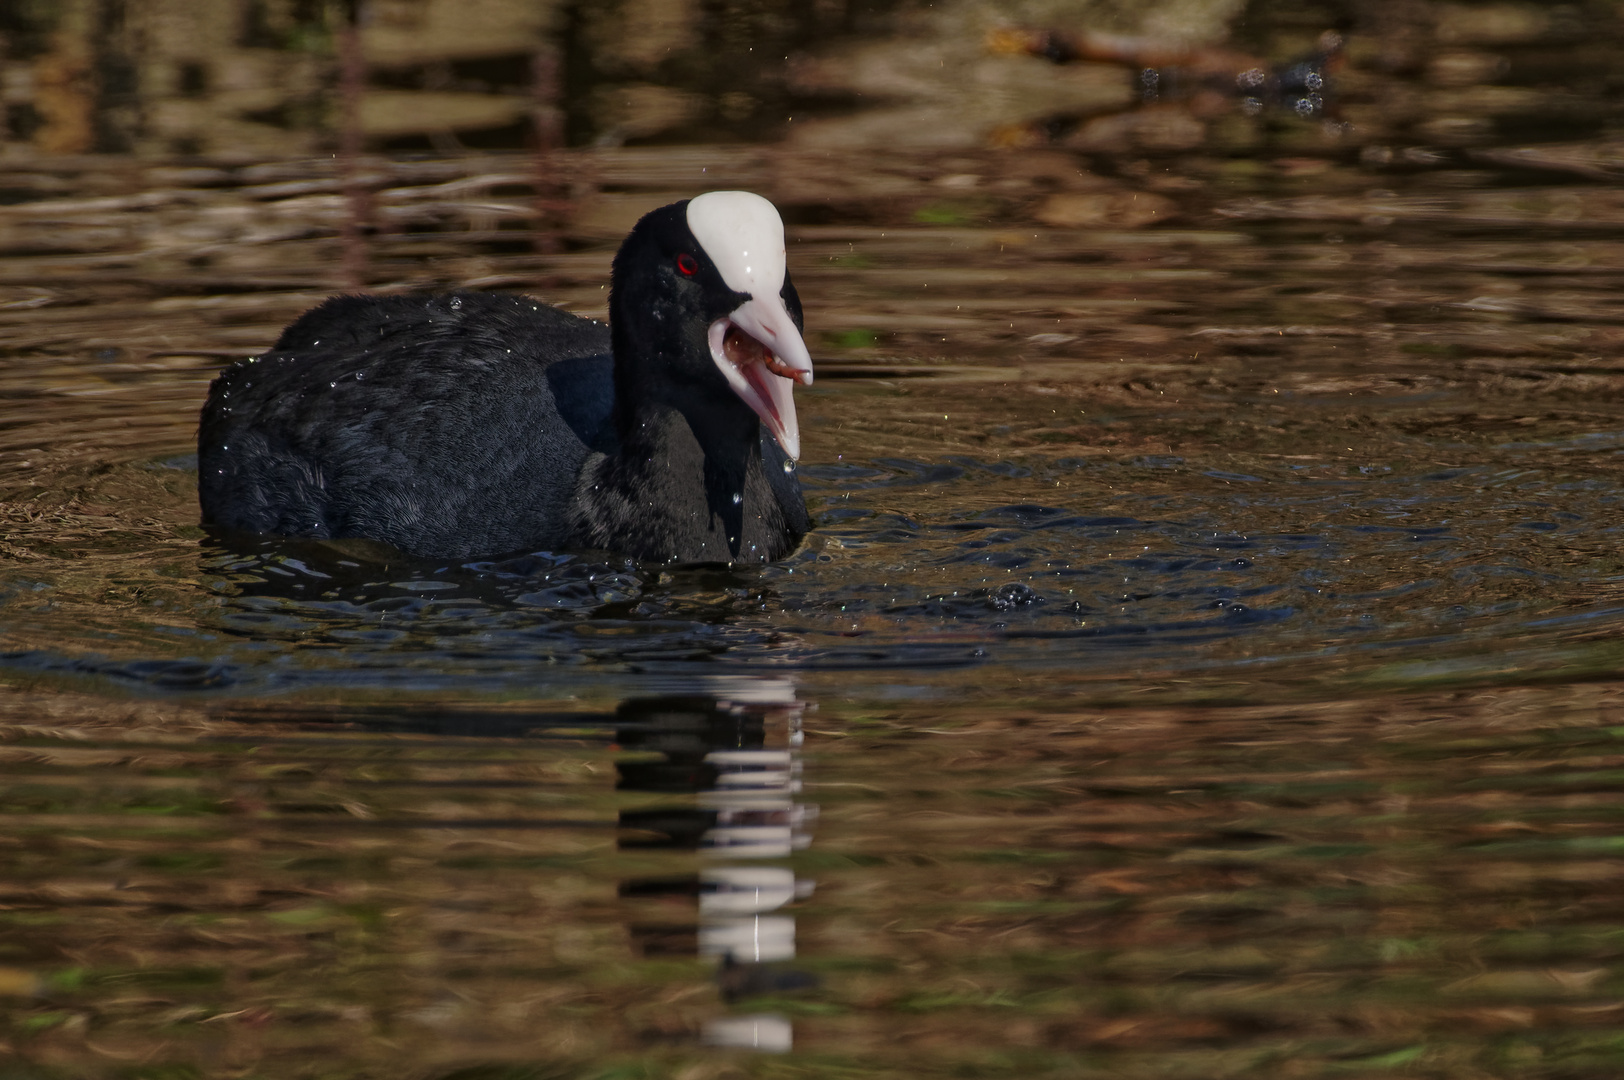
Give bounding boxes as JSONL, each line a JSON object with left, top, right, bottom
{"left": 198, "top": 191, "right": 814, "bottom": 563}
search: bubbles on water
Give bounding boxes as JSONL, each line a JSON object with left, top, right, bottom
{"left": 988, "top": 582, "right": 1042, "bottom": 611}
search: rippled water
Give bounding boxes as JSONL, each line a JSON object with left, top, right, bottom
{"left": 5, "top": 5, "right": 1624, "bottom": 1076}
{"left": 7, "top": 206, "right": 1624, "bottom": 697}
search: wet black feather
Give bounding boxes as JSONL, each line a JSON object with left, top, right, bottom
{"left": 197, "top": 202, "right": 809, "bottom": 562}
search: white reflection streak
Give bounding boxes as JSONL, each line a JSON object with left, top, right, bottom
{"left": 699, "top": 695, "right": 815, "bottom": 1052}
{"left": 703, "top": 1013, "right": 794, "bottom": 1053}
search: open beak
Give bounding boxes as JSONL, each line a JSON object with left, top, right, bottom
{"left": 707, "top": 293, "right": 814, "bottom": 461}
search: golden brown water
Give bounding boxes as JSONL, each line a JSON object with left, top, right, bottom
{"left": 4, "top": 2, "right": 1624, "bottom": 1076}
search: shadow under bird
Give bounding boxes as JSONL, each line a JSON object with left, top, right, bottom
{"left": 197, "top": 191, "right": 813, "bottom": 564}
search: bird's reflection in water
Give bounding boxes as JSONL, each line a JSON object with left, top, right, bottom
{"left": 614, "top": 682, "right": 817, "bottom": 1052}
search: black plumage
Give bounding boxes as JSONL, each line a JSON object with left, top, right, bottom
{"left": 197, "top": 196, "right": 812, "bottom": 563}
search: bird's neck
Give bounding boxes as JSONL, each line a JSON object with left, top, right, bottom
{"left": 622, "top": 393, "right": 760, "bottom": 490}
{"left": 573, "top": 395, "right": 783, "bottom": 563}
{"left": 609, "top": 320, "right": 763, "bottom": 508}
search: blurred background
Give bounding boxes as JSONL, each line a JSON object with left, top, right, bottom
{"left": 4, "top": 0, "right": 1221, "bottom": 157}
{"left": 3, "top": 0, "right": 1616, "bottom": 298}
{"left": 4, "top": 0, "right": 1609, "bottom": 158}
{"left": 6, "top": 2, "right": 1624, "bottom": 1077}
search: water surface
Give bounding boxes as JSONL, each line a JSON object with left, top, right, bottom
{"left": 4, "top": 4, "right": 1624, "bottom": 1076}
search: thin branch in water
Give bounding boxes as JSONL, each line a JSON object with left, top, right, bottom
{"left": 338, "top": 0, "right": 370, "bottom": 291}
{"left": 531, "top": 46, "right": 566, "bottom": 255}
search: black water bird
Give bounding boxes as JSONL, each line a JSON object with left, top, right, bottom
{"left": 198, "top": 192, "right": 814, "bottom": 563}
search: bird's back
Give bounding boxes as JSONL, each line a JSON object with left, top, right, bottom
{"left": 199, "top": 292, "right": 615, "bottom": 559}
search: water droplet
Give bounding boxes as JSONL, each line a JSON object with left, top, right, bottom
{"left": 732, "top": 493, "right": 743, "bottom": 505}
{"left": 449, "top": 296, "right": 463, "bottom": 310}
{"left": 782, "top": 458, "right": 795, "bottom": 473}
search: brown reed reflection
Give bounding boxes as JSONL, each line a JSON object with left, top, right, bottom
{"left": 2, "top": 681, "right": 1622, "bottom": 1075}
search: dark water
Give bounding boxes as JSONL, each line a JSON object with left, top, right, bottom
{"left": 8, "top": 196, "right": 1624, "bottom": 698}
{"left": 4, "top": 4, "right": 1624, "bottom": 1076}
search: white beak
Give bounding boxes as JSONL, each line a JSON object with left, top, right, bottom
{"left": 707, "top": 291, "right": 814, "bottom": 461}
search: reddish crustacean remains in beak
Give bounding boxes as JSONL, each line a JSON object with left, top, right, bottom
{"left": 707, "top": 296, "right": 812, "bottom": 461}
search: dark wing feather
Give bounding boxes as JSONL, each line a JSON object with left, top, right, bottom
{"left": 199, "top": 293, "right": 614, "bottom": 559}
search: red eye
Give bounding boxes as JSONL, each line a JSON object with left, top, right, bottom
{"left": 676, "top": 253, "right": 699, "bottom": 276}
